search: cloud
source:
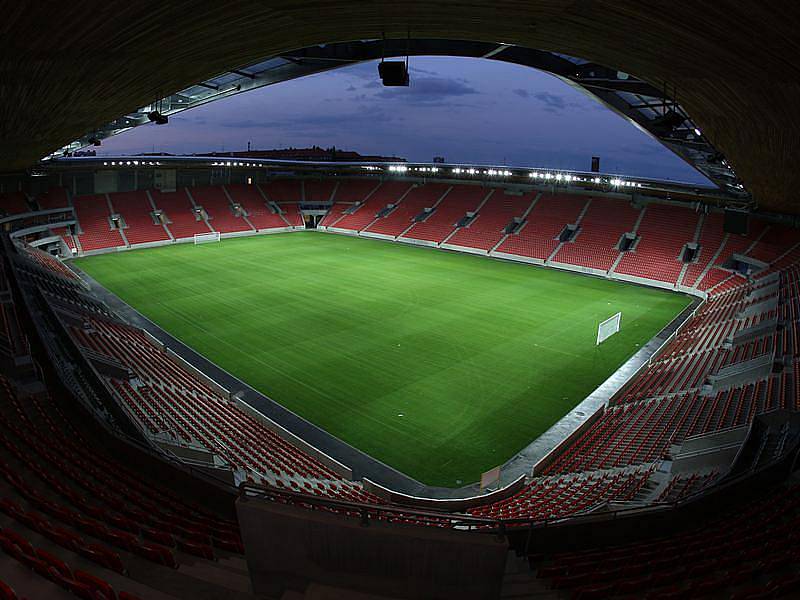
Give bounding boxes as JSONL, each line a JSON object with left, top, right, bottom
{"left": 533, "top": 91, "right": 570, "bottom": 113}
{"left": 345, "top": 84, "right": 357, "bottom": 92}
{"left": 512, "top": 89, "right": 529, "bottom": 98}
{"left": 374, "top": 76, "right": 479, "bottom": 105}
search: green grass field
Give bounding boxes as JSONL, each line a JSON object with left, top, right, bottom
{"left": 75, "top": 232, "right": 691, "bottom": 487}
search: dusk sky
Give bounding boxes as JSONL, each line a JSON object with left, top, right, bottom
{"left": 100, "top": 57, "right": 710, "bottom": 186}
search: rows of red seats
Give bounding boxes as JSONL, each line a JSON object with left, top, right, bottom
{"left": 278, "top": 203, "right": 304, "bottom": 227}
{"left": 73, "top": 195, "right": 125, "bottom": 252}
{"left": 0, "top": 193, "right": 30, "bottom": 216}
{"left": 107, "top": 191, "right": 170, "bottom": 245}
{"left": 189, "top": 186, "right": 252, "bottom": 233}
{"left": 496, "top": 194, "right": 587, "bottom": 260}
{"left": 64, "top": 313, "right": 381, "bottom": 501}
{"left": 448, "top": 191, "right": 534, "bottom": 251}
{"left": 318, "top": 203, "right": 352, "bottom": 228}
{"left": 682, "top": 212, "right": 726, "bottom": 287}
{"left": 224, "top": 184, "right": 287, "bottom": 231}
{"left": 615, "top": 203, "right": 700, "bottom": 284}
{"left": 0, "top": 369, "right": 239, "bottom": 599}
{"left": 467, "top": 466, "right": 653, "bottom": 521}
{"left": 303, "top": 180, "right": 336, "bottom": 204}
{"left": 333, "top": 182, "right": 411, "bottom": 232}
{"left": 260, "top": 179, "right": 301, "bottom": 202}
{"left": 36, "top": 188, "right": 70, "bottom": 211}
{"left": 533, "top": 482, "right": 800, "bottom": 599}
{"left": 655, "top": 470, "right": 719, "bottom": 503}
{"left": 150, "top": 189, "right": 211, "bottom": 240}
{"left": 401, "top": 185, "right": 488, "bottom": 243}
{"left": 552, "top": 197, "right": 639, "bottom": 270}
{"left": 364, "top": 183, "right": 450, "bottom": 237}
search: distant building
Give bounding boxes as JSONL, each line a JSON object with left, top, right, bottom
{"left": 189, "top": 146, "right": 406, "bottom": 163}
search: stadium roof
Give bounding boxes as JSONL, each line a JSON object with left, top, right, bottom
{"left": 2, "top": 2, "right": 799, "bottom": 213}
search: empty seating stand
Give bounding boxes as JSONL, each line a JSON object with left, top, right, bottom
{"left": 36, "top": 188, "right": 70, "bottom": 211}
{"left": 224, "top": 184, "right": 287, "bottom": 231}
{"left": 448, "top": 191, "right": 534, "bottom": 251}
{"left": 303, "top": 180, "right": 336, "bottom": 204}
{"left": 333, "top": 182, "right": 411, "bottom": 232}
{"left": 553, "top": 197, "right": 639, "bottom": 270}
{"left": 260, "top": 180, "right": 301, "bottom": 203}
{"left": 278, "top": 203, "right": 304, "bottom": 227}
{"left": 364, "top": 183, "right": 450, "bottom": 237}
{"left": 73, "top": 195, "right": 125, "bottom": 252}
{"left": 150, "top": 189, "right": 211, "bottom": 240}
{"left": 189, "top": 186, "right": 252, "bottom": 233}
{"left": 497, "top": 193, "right": 587, "bottom": 261}
{"left": 615, "top": 203, "right": 700, "bottom": 284}
{"left": 682, "top": 212, "right": 726, "bottom": 287}
{"left": 402, "top": 184, "right": 487, "bottom": 243}
{"left": 319, "top": 203, "right": 351, "bottom": 228}
{"left": 107, "top": 191, "right": 169, "bottom": 245}
{"left": 0, "top": 193, "right": 29, "bottom": 216}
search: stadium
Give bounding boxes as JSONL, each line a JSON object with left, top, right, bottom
{"left": 0, "top": 3, "right": 799, "bottom": 599}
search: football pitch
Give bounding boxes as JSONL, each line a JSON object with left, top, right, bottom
{"left": 75, "top": 232, "right": 691, "bottom": 487}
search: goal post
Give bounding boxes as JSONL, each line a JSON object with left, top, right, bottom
{"left": 597, "top": 312, "right": 622, "bottom": 345}
{"left": 193, "top": 232, "right": 220, "bottom": 245}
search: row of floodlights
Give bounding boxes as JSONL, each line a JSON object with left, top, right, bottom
{"left": 389, "top": 164, "right": 643, "bottom": 188}
{"left": 102, "top": 160, "right": 162, "bottom": 166}
{"left": 386, "top": 165, "right": 442, "bottom": 174}
{"left": 96, "top": 159, "right": 641, "bottom": 189}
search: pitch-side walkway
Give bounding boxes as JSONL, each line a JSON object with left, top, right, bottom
{"left": 74, "top": 265, "right": 700, "bottom": 500}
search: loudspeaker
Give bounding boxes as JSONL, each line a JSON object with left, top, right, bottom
{"left": 724, "top": 209, "right": 749, "bottom": 235}
{"left": 378, "top": 61, "right": 409, "bottom": 87}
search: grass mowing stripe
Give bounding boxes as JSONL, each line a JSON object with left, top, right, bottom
{"left": 76, "top": 232, "right": 691, "bottom": 486}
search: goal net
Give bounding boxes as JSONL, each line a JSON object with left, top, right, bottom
{"left": 597, "top": 312, "right": 622, "bottom": 345}
{"left": 194, "top": 232, "right": 220, "bottom": 245}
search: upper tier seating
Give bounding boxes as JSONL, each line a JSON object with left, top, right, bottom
{"left": 714, "top": 219, "right": 770, "bottom": 267}
{"left": 552, "top": 197, "right": 640, "bottom": 270}
{"left": 496, "top": 194, "right": 588, "bottom": 261}
{"left": 333, "top": 182, "right": 412, "bottom": 232}
{"left": 303, "top": 180, "right": 336, "bottom": 204}
{"left": 748, "top": 224, "right": 800, "bottom": 265}
{"left": 402, "top": 185, "right": 488, "bottom": 243}
{"left": 615, "top": 203, "right": 700, "bottom": 283}
{"left": 364, "top": 183, "right": 450, "bottom": 237}
{"left": 73, "top": 195, "right": 125, "bottom": 252}
{"left": 331, "top": 180, "right": 381, "bottom": 204}
{"left": 107, "top": 191, "right": 169, "bottom": 245}
{"left": 260, "top": 180, "right": 301, "bottom": 202}
{"left": 189, "top": 186, "right": 252, "bottom": 233}
{"left": 0, "top": 193, "right": 29, "bottom": 216}
{"left": 447, "top": 191, "right": 534, "bottom": 251}
{"left": 36, "top": 188, "right": 70, "bottom": 210}
{"left": 224, "top": 184, "right": 287, "bottom": 231}
{"left": 150, "top": 189, "right": 211, "bottom": 240}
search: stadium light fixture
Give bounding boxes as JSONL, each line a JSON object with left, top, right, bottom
{"left": 147, "top": 110, "right": 169, "bottom": 125}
